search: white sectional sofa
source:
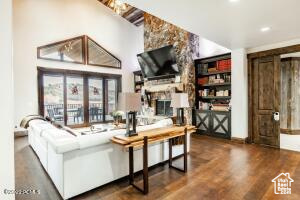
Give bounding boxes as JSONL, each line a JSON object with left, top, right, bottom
{"left": 28, "top": 119, "right": 190, "bottom": 199}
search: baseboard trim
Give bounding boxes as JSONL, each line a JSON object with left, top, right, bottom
{"left": 280, "top": 128, "right": 300, "bottom": 135}
{"left": 231, "top": 137, "right": 248, "bottom": 144}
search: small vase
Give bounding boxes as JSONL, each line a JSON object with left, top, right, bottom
{"left": 113, "top": 116, "right": 122, "bottom": 127}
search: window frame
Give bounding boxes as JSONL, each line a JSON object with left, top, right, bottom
{"left": 37, "top": 35, "right": 122, "bottom": 69}
{"left": 37, "top": 35, "right": 86, "bottom": 65}
{"left": 38, "top": 67, "right": 122, "bottom": 128}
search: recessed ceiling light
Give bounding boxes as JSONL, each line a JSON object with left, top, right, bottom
{"left": 261, "top": 27, "right": 271, "bottom": 32}
{"left": 229, "top": 0, "right": 239, "bottom": 2}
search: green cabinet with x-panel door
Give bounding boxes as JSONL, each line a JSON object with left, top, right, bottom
{"left": 193, "top": 110, "right": 231, "bottom": 139}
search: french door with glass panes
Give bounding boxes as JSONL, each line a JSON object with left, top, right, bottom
{"left": 38, "top": 68, "right": 121, "bottom": 127}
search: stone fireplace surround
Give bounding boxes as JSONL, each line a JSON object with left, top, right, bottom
{"left": 142, "top": 13, "right": 200, "bottom": 124}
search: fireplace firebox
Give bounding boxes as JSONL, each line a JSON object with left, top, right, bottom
{"left": 156, "top": 100, "right": 173, "bottom": 116}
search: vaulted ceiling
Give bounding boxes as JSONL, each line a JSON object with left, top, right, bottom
{"left": 123, "top": 0, "right": 300, "bottom": 49}
{"left": 98, "top": 0, "right": 144, "bottom": 26}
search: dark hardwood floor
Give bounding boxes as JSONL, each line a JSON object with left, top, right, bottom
{"left": 15, "top": 134, "right": 300, "bottom": 200}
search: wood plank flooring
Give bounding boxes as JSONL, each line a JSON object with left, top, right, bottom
{"left": 15, "top": 134, "right": 300, "bottom": 200}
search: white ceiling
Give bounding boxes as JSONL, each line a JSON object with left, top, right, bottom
{"left": 123, "top": 0, "right": 300, "bottom": 50}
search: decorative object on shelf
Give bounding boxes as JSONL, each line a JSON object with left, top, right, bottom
{"left": 108, "top": 0, "right": 127, "bottom": 15}
{"left": 199, "top": 101, "right": 210, "bottom": 110}
{"left": 110, "top": 110, "right": 124, "bottom": 127}
{"left": 118, "top": 93, "right": 142, "bottom": 137}
{"left": 171, "top": 93, "right": 190, "bottom": 126}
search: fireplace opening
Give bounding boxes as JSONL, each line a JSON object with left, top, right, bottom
{"left": 156, "top": 100, "right": 173, "bottom": 116}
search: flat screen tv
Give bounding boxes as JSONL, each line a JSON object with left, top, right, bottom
{"left": 137, "top": 45, "right": 179, "bottom": 80}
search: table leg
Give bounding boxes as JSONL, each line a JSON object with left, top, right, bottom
{"left": 128, "top": 136, "right": 149, "bottom": 195}
{"left": 143, "top": 136, "right": 149, "bottom": 194}
{"left": 129, "top": 146, "right": 134, "bottom": 184}
{"left": 169, "top": 128, "right": 188, "bottom": 173}
{"left": 169, "top": 139, "right": 172, "bottom": 167}
{"left": 184, "top": 128, "right": 187, "bottom": 172}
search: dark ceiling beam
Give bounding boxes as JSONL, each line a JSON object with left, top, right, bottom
{"left": 122, "top": 7, "right": 137, "bottom": 18}
{"left": 128, "top": 11, "right": 144, "bottom": 23}
{"left": 134, "top": 17, "right": 144, "bottom": 26}
{"left": 98, "top": 0, "right": 109, "bottom": 6}
{"left": 97, "top": 0, "right": 144, "bottom": 26}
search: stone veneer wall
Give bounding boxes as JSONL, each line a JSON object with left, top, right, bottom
{"left": 143, "top": 13, "right": 199, "bottom": 124}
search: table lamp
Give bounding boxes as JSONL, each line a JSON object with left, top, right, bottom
{"left": 170, "top": 93, "right": 189, "bottom": 126}
{"left": 118, "top": 93, "right": 142, "bottom": 137}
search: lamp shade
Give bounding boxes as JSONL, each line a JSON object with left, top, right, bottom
{"left": 118, "top": 92, "right": 141, "bottom": 112}
{"left": 170, "top": 93, "right": 189, "bottom": 108}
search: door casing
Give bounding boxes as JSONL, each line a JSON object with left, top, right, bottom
{"left": 247, "top": 44, "right": 300, "bottom": 145}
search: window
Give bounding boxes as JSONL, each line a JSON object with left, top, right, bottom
{"left": 38, "top": 68, "right": 121, "bottom": 127}
{"left": 66, "top": 76, "right": 84, "bottom": 125}
{"left": 38, "top": 36, "right": 85, "bottom": 64}
{"left": 105, "top": 79, "right": 118, "bottom": 120}
{"left": 37, "top": 35, "right": 121, "bottom": 68}
{"left": 43, "top": 75, "right": 64, "bottom": 125}
{"left": 88, "top": 77, "right": 103, "bottom": 123}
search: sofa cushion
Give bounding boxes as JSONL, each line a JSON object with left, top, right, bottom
{"left": 78, "top": 118, "right": 174, "bottom": 150}
{"left": 154, "top": 118, "right": 173, "bottom": 127}
{"left": 29, "top": 120, "right": 56, "bottom": 137}
{"left": 35, "top": 118, "right": 174, "bottom": 153}
{"left": 78, "top": 129, "right": 126, "bottom": 150}
{"left": 42, "top": 129, "right": 79, "bottom": 154}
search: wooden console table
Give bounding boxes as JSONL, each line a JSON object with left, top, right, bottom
{"left": 111, "top": 125, "right": 196, "bottom": 194}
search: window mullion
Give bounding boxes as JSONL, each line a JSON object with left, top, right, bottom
{"left": 103, "top": 78, "right": 106, "bottom": 122}
{"left": 83, "top": 75, "right": 89, "bottom": 126}
{"left": 63, "top": 74, "right": 67, "bottom": 126}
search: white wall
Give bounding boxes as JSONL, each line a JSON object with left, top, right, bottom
{"left": 247, "top": 37, "right": 300, "bottom": 54}
{"left": 281, "top": 134, "right": 300, "bottom": 152}
{"left": 13, "top": 0, "right": 144, "bottom": 126}
{"left": 231, "top": 49, "right": 248, "bottom": 139}
{"left": 199, "top": 37, "right": 231, "bottom": 58}
{"left": 0, "top": 0, "right": 15, "bottom": 199}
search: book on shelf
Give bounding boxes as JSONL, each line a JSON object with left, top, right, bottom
{"left": 216, "top": 89, "right": 230, "bottom": 97}
{"left": 207, "top": 67, "right": 217, "bottom": 72}
{"left": 217, "top": 59, "right": 231, "bottom": 71}
{"left": 207, "top": 74, "right": 231, "bottom": 84}
{"left": 199, "top": 89, "right": 230, "bottom": 97}
{"left": 199, "top": 101, "right": 210, "bottom": 110}
{"left": 198, "top": 63, "right": 208, "bottom": 74}
{"left": 198, "top": 58, "right": 231, "bottom": 75}
{"left": 211, "top": 103, "right": 229, "bottom": 111}
{"left": 198, "top": 77, "right": 208, "bottom": 85}
{"left": 199, "top": 89, "right": 209, "bottom": 97}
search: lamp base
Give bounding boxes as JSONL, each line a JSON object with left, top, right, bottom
{"left": 125, "top": 132, "right": 138, "bottom": 137}
{"left": 126, "top": 111, "right": 137, "bottom": 137}
{"left": 176, "top": 108, "right": 185, "bottom": 126}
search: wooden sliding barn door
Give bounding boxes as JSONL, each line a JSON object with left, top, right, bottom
{"left": 252, "top": 56, "right": 280, "bottom": 147}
